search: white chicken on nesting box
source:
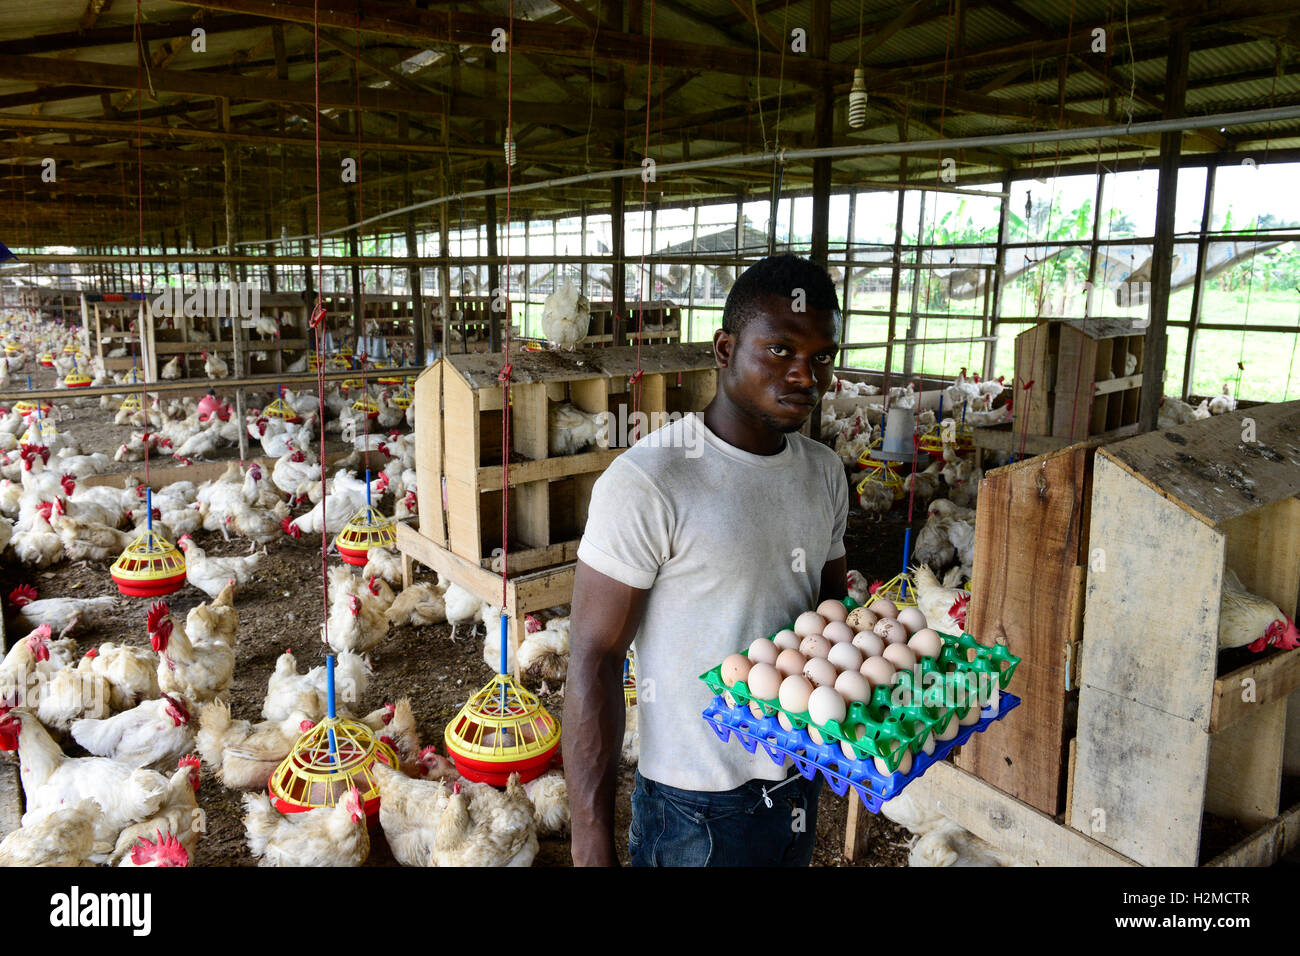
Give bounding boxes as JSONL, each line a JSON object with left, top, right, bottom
{"left": 540, "top": 278, "right": 590, "bottom": 350}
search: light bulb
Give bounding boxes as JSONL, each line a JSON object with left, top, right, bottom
{"left": 503, "top": 135, "right": 517, "bottom": 167}
{"left": 848, "top": 67, "right": 868, "bottom": 130}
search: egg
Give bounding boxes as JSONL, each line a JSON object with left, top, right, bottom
{"left": 778, "top": 674, "right": 813, "bottom": 715}
{"left": 803, "top": 657, "right": 837, "bottom": 689}
{"left": 959, "top": 704, "right": 982, "bottom": 726}
{"left": 871, "top": 598, "right": 899, "bottom": 619}
{"left": 839, "top": 723, "right": 867, "bottom": 761}
{"left": 875, "top": 749, "right": 913, "bottom": 777}
{"left": 747, "top": 638, "right": 780, "bottom": 665}
{"left": 749, "top": 701, "right": 768, "bottom": 720}
{"left": 806, "top": 686, "right": 847, "bottom": 744}
{"left": 833, "top": 669, "right": 872, "bottom": 703}
{"left": 935, "top": 715, "right": 961, "bottom": 740}
{"left": 860, "top": 655, "right": 896, "bottom": 687}
{"left": 745, "top": 662, "right": 782, "bottom": 701}
{"left": 827, "top": 642, "right": 864, "bottom": 673}
{"left": 845, "top": 607, "right": 879, "bottom": 632}
{"left": 907, "top": 628, "right": 943, "bottom": 660}
{"left": 774, "top": 648, "right": 807, "bottom": 678}
{"left": 851, "top": 631, "right": 884, "bottom": 658}
{"left": 798, "top": 634, "right": 831, "bottom": 659}
{"left": 772, "top": 629, "right": 800, "bottom": 651}
{"left": 882, "top": 642, "right": 918, "bottom": 671}
{"left": 720, "top": 654, "right": 752, "bottom": 688}
{"left": 897, "top": 606, "right": 928, "bottom": 635}
{"left": 817, "top": 599, "right": 849, "bottom": 623}
{"left": 874, "top": 618, "right": 909, "bottom": 644}
{"left": 822, "top": 621, "right": 855, "bottom": 645}
{"left": 793, "top": 611, "right": 828, "bottom": 638}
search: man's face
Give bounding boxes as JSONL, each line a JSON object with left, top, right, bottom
{"left": 715, "top": 294, "right": 839, "bottom": 434}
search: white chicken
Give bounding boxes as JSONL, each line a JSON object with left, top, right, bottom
{"left": 109, "top": 757, "right": 203, "bottom": 866}
{"left": 540, "top": 278, "right": 590, "bottom": 350}
{"left": 911, "top": 563, "right": 971, "bottom": 635}
{"left": 82, "top": 642, "right": 161, "bottom": 711}
{"left": 322, "top": 567, "right": 390, "bottom": 654}
{"left": 549, "top": 402, "right": 603, "bottom": 456}
{"left": 176, "top": 534, "right": 265, "bottom": 598}
{"left": 71, "top": 694, "right": 195, "bottom": 771}
{"left": 0, "top": 797, "right": 99, "bottom": 867}
{"left": 260, "top": 648, "right": 372, "bottom": 724}
{"left": 10, "top": 589, "right": 119, "bottom": 639}
{"left": 197, "top": 698, "right": 314, "bottom": 790}
{"left": 385, "top": 582, "right": 448, "bottom": 629}
{"left": 149, "top": 600, "right": 236, "bottom": 704}
{"left": 201, "top": 349, "right": 229, "bottom": 379}
{"left": 1208, "top": 383, "right": 1237, "bottom": 416}
{"left": 243, "top": 785, "right": 369, "bottom": 867}
{"left": 35, "top": 655, "right": 113, "bottom": 735}
{"left": 432, "top": 775, "right": 538, "bottom": 867}
{"left": 160, "top": 355, "right": 182, "bottom": 380}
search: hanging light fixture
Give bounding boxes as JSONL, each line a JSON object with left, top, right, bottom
{"left": 503, "top": 130, "right": 517, "bottom": 168}
{"left": 848, "top": 68, "right": 868, "bottom": 129}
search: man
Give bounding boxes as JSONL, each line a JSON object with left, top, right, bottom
{"left": 564, "top": 253, "right": 850, "bottom": 867}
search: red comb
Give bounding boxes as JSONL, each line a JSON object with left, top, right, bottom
{"left": 8, "top": 584, "right": 37, "bottom": 606}
{"left": 146, "top": 601, "right": 170, "bottom": 632}
{"left": 367, "top": 577, "right": 381, "bottom": 596}
{"left": 83, "top": 648, "right": 99, "bottom": 659}
{"left": 452, "top": 782, "right": 462, "bottom": 795}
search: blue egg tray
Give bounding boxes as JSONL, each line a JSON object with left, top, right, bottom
{"left": 702, "top": 691, "right": 1021, "bottom": 813}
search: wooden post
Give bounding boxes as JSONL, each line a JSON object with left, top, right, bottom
{"left": 984, "top": 169, "right": 1013, "bottom": 381}
{"left": 1182, "top": 161, "right": 1216, "bottom": 399}
{"left": 300, "top": 204, "right": 314, "bottom": 314}
{"left": 265, "top": 212, "right": 278, "bottom": 294}
{"left": 345, "top": 190, "right": 363, "bottom": 350}
{"left": 611, "top": 151, "right": 627, "bottom": 343}
{"left": 810, "top": 0, "right": 831, "bottom": 270}
{"left": 1138, "top": 29, "right": 1189, "bottom": 432}
{"left": 883, "top": 138, "right": 909, "bottom": 390}
{"left": 902, "top": 189, "right": 927, "bottom": 377}
{"left": 484, "top": 161, "right": 500, "bottom": 352}
{"left": 221, "top": 95, "right": 249, "bottom": 462}
{"left": 439, "top": 200, "right": 452, "bottom": 359}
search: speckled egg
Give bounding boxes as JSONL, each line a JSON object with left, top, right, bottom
{"left": 803, "top": 656, "right": 837, "bottom": 689}
{"left": 874, "top": 618, "right": 909, "bottom": 644}
{"left": 799, "top": 634, "right": 832, "bottom": 660}
{"left": 721, "top": 654, "right": 752, "bottom": 688}
{"left": 845, "top": 607, "right": 879, "bottom": 632}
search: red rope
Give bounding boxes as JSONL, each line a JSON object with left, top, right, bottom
{"left": 500, "top": 0, "right": 516, "bottom": 610}
{"left": 136, "top": 0, "right": 149, "bottom": 487}
{"left": 314, "top": 0, "right": 330, "bottom": 648}
{"left": 629, "top": 0, "right": 656, "bottom": 438}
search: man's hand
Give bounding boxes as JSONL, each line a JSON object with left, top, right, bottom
{"left": 564, "top": 559, "right": 649, "bottom": 867}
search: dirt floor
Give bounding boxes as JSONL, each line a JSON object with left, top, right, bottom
{"left": 3, "top": 364, "right": 919, "bottom": 867}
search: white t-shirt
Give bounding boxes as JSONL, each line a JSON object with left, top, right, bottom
{"left": 576, "top": 411, "right": 849, "bottom": 792}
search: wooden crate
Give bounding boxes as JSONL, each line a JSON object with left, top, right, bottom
{"left": 414, "top": 342, "right": 716, "bottom": 573}
{"left": 1013, "top": 318, "right": 1145, "bottom": 446}
{"left": 1071, "top": 400, "right": 1300, "bottom": 866}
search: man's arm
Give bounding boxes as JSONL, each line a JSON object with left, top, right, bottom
{"left": 563, "top": 558, "right": 649, "bottom": 867}
{"left": 818, "top": 555, "right": 848, "bottom": 604}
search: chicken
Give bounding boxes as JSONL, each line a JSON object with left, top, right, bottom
{"left": 243, "top": 785, "right": 369, "bottom": 867}
{"left": 845, "top": 569, "right": 870, "bottom": 607}
{"left": 35, "top": 656, "right": 113, "bottom": 734}
{"left": 372, "top": 761, "right": 456, "bottom": 866}
{"left": 117, "top": 829, "right": 191, "bottom": 867}
{"left": 367, "top": 697, "right": 422, "bottom": 770}
{"left": 911, "top": 563, "right": 971, "bottom": 635}
{"left": 10, "top": 591, "right": 119, "bottom": 640}
{"left": 185, "top": 579, "right": 240, "bottom": 648}
{"left": 549, "top": 402, "right": 602, "bottom": 456}
{"left": 201, "top": 349, "right": 229, "bottom": 379}
{"left": 272, "top": 448, "right": 319, "bottom": 502}
{"left": 902, "top": 461, "right": 943, "bottom": 505}
{"left": 260, "top": 648, "right": 372, "bottom": 724}
{"left": 149, "top": 600, "right": 236, "bottom": 704}
{"left": 363, "top": 547, "right": 404, "bottom": 588}
{"left": 0, "top": 624, "right": 62, "bottom": 706}
{"left": 432, "top": 774, "right": 538, "bottom": 867}
{"left": 322, "top": 566, "right": 389, "bottom": 654}
{"left": 1219, "top": 568, "right": 1300, "bottom": 652}
{"left": 385, "top": 582, "right": 447, "bottom": 629}
{"left": 910, "top": 820, "right": 1020, "bottom": 867}
{"left": 857, "top": 478, "right": 895, "bottom": 519}
{"left": 83, "top": 642, "right": 161, "bottom": 711}
{"left": 196, "top": 698, "right": 313, "bottom": 790}
{"left": 160, "top": 355, "right": 182, "bottom": 380}
{"left": 1208, "top": 384, "right": 1237, "bottom": 416}
{"left": 9, "top": 510, "right": 63, "bottom": 567}
{"left": 912, "top": 510, "right": 956, "bottom": 570}
{"left": 0, "top": 707, "right": 169, "bottom": 864}
{"left": 176, "top": 534, "right": 265, "bottom": 598}
{"left": 71, "top": 694, "right": 195, "bottom": 771}
{"left": 0, "top": 797, "right": 99, "bottom": 867}
{"left": 48, "top": 499, "right": 136, "bottom": 563}
{"left": 110, "top": 758, "right": 203, "bottom": 866}
{"left": 540, "top": 278, "right": 590, "bottom": 350}
{"left": 518, "top": 616, "right": 570, "bottom": 683}
{"left": 523, "top": 770, "right": 570, "bottom": 836}
{"left": 443, "top": 580, "right": 488, "bottom": 643}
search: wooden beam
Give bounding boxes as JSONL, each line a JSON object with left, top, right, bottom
{"left": 1181, "top": 161, "right": 1216, "bottom": 399}
{"left": 722, "top": 0, "right": 783, "bottom": 51}
{"left": 0, "top": 13, "right": 270, "bottom": 56}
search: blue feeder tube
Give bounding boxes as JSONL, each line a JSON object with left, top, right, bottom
{"left": 499, "top": 614, "right": 509, "bottom": 714}
{"left": 326, "top": 654, "right": 339, "bottom": 764}
{"left": 900, "top": 527, "right": 912, "bottom": 601}
{"left": 146, "top": 488, "right": 153, "bottom": 533}
{"left": 365, "top": 469, "right": 371, "bottom": 508}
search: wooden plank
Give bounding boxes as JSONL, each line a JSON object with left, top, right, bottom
{"left": 441, "top": 375, "right": 479, "bottom": 485}
{"left": 906, "top": 761, "right": 1138, "bottom": 866}
{"left": 512, "top": 562, "right": 577, "bottom": 612}
{"left": 1206, "top": 698, "right": 1285, "bottom": 827}
{"left": 1205, "top": 796, "right": 1300, "bottom": 866}
{"left": 414, "top": 362, "right": 445, "bottom": 546}
{"left": 1211, "top": 646, "right": 1300, "bottom": 732}
{"left": 957, "top": 443, "right": 1089, "bottom": 815}
{"left": 1221, "top": 496, "right": 1300, "bottom": 618}
{"left": 486, "top": 541, "right": 581, "bottom": 576}
{"left": 1013, "top": 324, "right": 1052, "bottom": 437}
{"left": 1051, "top": 325, "right": 1097, "bottom": 441}
{"left": 972, "top": 422, "right": 1141, "bottom": 456}
{"left": 1065, "top": 737, "right": 1078, "bottom": 827}
{"left": 395, "top": 521, "right": 508, "bottom": 607}
{"left": 1092, "top": 373, "right": 1143, "bottom": 397}
{"left": 513, "top": 481, "right": 550, "bottom": 550}
{"left": 513, "top": 382, "right": 550, "bottom": 461}
{"left": 476, "top": 448, "right": 623, "bottom": 492}
{"left": 444, "top": 476, "right": 482, "bottom": 564}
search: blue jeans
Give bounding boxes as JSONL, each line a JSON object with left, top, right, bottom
{"left": 628, "top": 770, "right": 821, "bottom": 867}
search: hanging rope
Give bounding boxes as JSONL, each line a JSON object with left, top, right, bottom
{"left": 312, "top": 0, "right": 332, "bottom": 648}
{"left": 499, "top": 0, "right": 517, "bottom": 614}
{"left": 135, "top": 0, "right": 150, "bottom": 487}
{"left": 630, "top": 0, "right": 657, "bottom": 437}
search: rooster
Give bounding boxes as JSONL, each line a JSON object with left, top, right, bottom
{"left": 243, "top": 785, "right": 369, "bottom": 867}
{"left": 322, "top": 567, "right": 390, "bottom": 654}
{"left": 149, "top": 600, "right": 236, "bottom": 704}
{"left": 118, "top": 829, "right": 190, "bottom": 867}
{"left": 71, "top": 694, "right": 195, "bottom": 771}
{"left": 1220, "top": 569, "right": 1300, "bottom": 652}
{"left": 111, "top": 757, "right": 202, "bottom": 866}
{"left": 911, "top": 563, "right": 972, "bottom": 635}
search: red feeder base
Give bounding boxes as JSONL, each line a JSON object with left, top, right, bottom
{"left": 337, "top": 545, "right": 369, "bottom": 566}
{"left": 66, "top": 381, "right": 91, "bottom": 388}
{"left": 111, "top": 571, "right": 187, "bottom": 598}
{"left": 271, "top": 793, "right": 383, "bottom": 820}
{"left": 450, "top": 742, "right": 559, "bottom": 787}
{"left": 39, "top": 360, "right": 54, "bottom": 368}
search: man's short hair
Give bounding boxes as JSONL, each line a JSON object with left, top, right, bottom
{"left": 721, "top": 253, "right": 841, "bottom": 338}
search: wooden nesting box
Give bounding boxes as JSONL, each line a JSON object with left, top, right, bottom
{"left": 1013, "top": 317, "right": 1145, "bottom": 445}
{"left": 1071, "top": 401, "right": 1300, "bottom": 866}
{"left": 414, "top": 343, "right": 717, "bottom": 573}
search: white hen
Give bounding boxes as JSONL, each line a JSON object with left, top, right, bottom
{"left": 540, "top": 278, "right": 590, "bottom": 350}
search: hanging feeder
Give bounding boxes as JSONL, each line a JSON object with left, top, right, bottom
{"left": 624, "top": 650, "right": 637, "bottom": 707}
{"left": 118, "top": 394, "right": 141, "bottom": 415}
{"left": 3, "top": 343, "right": 20, "bottom": 357}
{"left": 268, "top": 655, "right": 397, "bottom": 819}
{"left": 64, "top": 370, "right": 92, "bottom": 388}
{"left": 376, "top": 365, "right": 403, "bottom": 387}
{"left": 334, "top": 470, "right": 396, "bottom": 566}
{"left": 390, "top": 383, "right": 414, "bottom": 410}
{"left": 444, "top": 615, "right": 561, "bottom": 786}
{"left": 869, "top": 571, "right": 919, "bottom": 610}
{"left": 855, "top": 457, "right": 906, "bottom": 502}
{"left": 38, "top": 352, "right": 54, "bottom": 368}
{"left": 62, "top": 344, "right": 80, "bottom": 355}
{"left": 110, "top": 490, "right": 186, "bottom": 597}
{"left": 351, "top": 394, "right": 379, "bottom": 419}
{"left": 19, "top": 417, "right": 56, "bottom": 446}
{"left": 262, "top": 399, "right": 300, "bottom": 422}
{"left": 13, "top": 399, "right": 50, "bottom": 418}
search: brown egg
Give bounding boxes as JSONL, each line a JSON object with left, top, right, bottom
{"left": 803, "top": 656, "right": 837, "bottom": 689}
{"left": 851, "top": 631, "right": 885, "bottom": 658}
{"left": 845, "top": 607, "right": 879, "bottom": 632}
{"left": 860, "top": 656, "right": 896, "bottom": 687}
{"left": 827, "top": 642, "right": 864, "bottom": 673}
{"left": 747, "top": 638, "right": 780, "bottom": 665}
{"left": 871, "top": 598, "right": 899, "bottom": 619}
{"left": 907, "top": 628, "right": 944, "bottom": 660}
{"left": 817, "top": 599, "right": 849, "bottom": 624}
{"left": 833, "top": 669, "right": 872, "bottom": 703}
{"left": 875, "top": 749, "right": 913, "bottom": 777}
{"left": 822, "top": 621, "right": 855, "bottom": 645}
{"left": 839, "top": 723, "right": 868, "bottom": 761}
{"left": 896, "top": 606, "right": 928, "bottom": 635}
{"left": 794, "top": 611, "right": 828, "bottom": 638}
{"left": 745, "top": 662, "right": 782, "bottom": 701}
{"left": 721, "top": 653, "right": 752, "bottom": 688}
{"left": 772, "top": 629, "right": 800, "bottom": 651}
{"left": 799, "top": 634, "right": 832, "bottom": 660}
{"left": 935, "top": 715, "right": 961, "bottom": 741}
{"left": 774, "top": 648, "right": 808, "bottom": 678}
{"left": 882, "top": 642, "right": 918, "bottom": 671}
{"left": 874, "top": 618, "right": 909, "bottom": 645}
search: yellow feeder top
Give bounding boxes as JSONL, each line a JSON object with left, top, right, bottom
{"left": 268, "top": 716, "right": 398, "bottom": 815}
{"left": 444, "top": 673, "right": 562, "bottom": 785}
{"left": 334, "top": 503, "right": 396, "bottom": 566}
{"left": 390, "top": 385, "right": 413, "bottom": 410}
{"left": 869, "top": 572, "right": 919, "bottom": 610}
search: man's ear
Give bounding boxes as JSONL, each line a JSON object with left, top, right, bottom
{"left": 713, "top": 328, "right": 735, "bottom": 370}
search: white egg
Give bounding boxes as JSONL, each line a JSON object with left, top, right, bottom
{"left": 721, "top": 654, "right": 752, "bottom": 688}
{"left": 907, "top": 628, "right": 943, "bottom": 660}
{"left": 851, "top": 631, "right": 884, "bottom": 658}
{"left": 871, "top": 598, "right": 899, "bottom": 619}
{"left": 817, "top": 599, "right": 849, "bottom": 623}
{"left": 772, "top": 629, "right": 800, "bottom": 651}
{"left": 798, "top": 634, "right": 832, "bottom": 659}
{"left": 778, "top": 674, "right": 814, "bottom": 714}
{"left": 745, "top": 662, "right": 782, "bottom": 701}
{"left": 806, "top": 686, "right": 847, "bottom": 744}
{"left": 803, "top": 656, "right": 837, "bottom": 689}
{"left": 839, "top": 723, "right": 867, "bottom": 761}
{"left": 833, "top": 669, "right": 872, "bottom": 703}
{"left": 845, "top": 607, "right": 879, "bottom": 632}
{"left": 822, "top": 621, "right": 855, "bottom": 644}
{"left": 935, "top": 715, "right": 960, "bottom": 741}
{"left": 882, "top": 642, "right": 918, "bottom": 671}
{"left": 777, "top": 712, "right": 795, "bottom": 732}
{"left": 747, "top": 638, "right": 780, "bottom": 665}
{"left": 794, "top": 611, "right": 828, "bottom": 638}
{"left": 959, "top": 702, "right": 983, "bottom": 726}
{"left": 749, "top": 701, "right": 769, "bottom": 721}
{"left": 774, "top": 648, "right": 807, "bottom": 678}
{"left": 827, "top": 642, "right": 864, "bottom": 673}
{"left": 860, "top": 656, "right": 896, "bottom": 687}
{"left": 874, "top": 618, "right": 909, "bottom": 644}
{"left": 897, "top": 606, "right": 928, "bottom": 635}
{"left": 874, "top": 749, "right": 913, "bottom": 777}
